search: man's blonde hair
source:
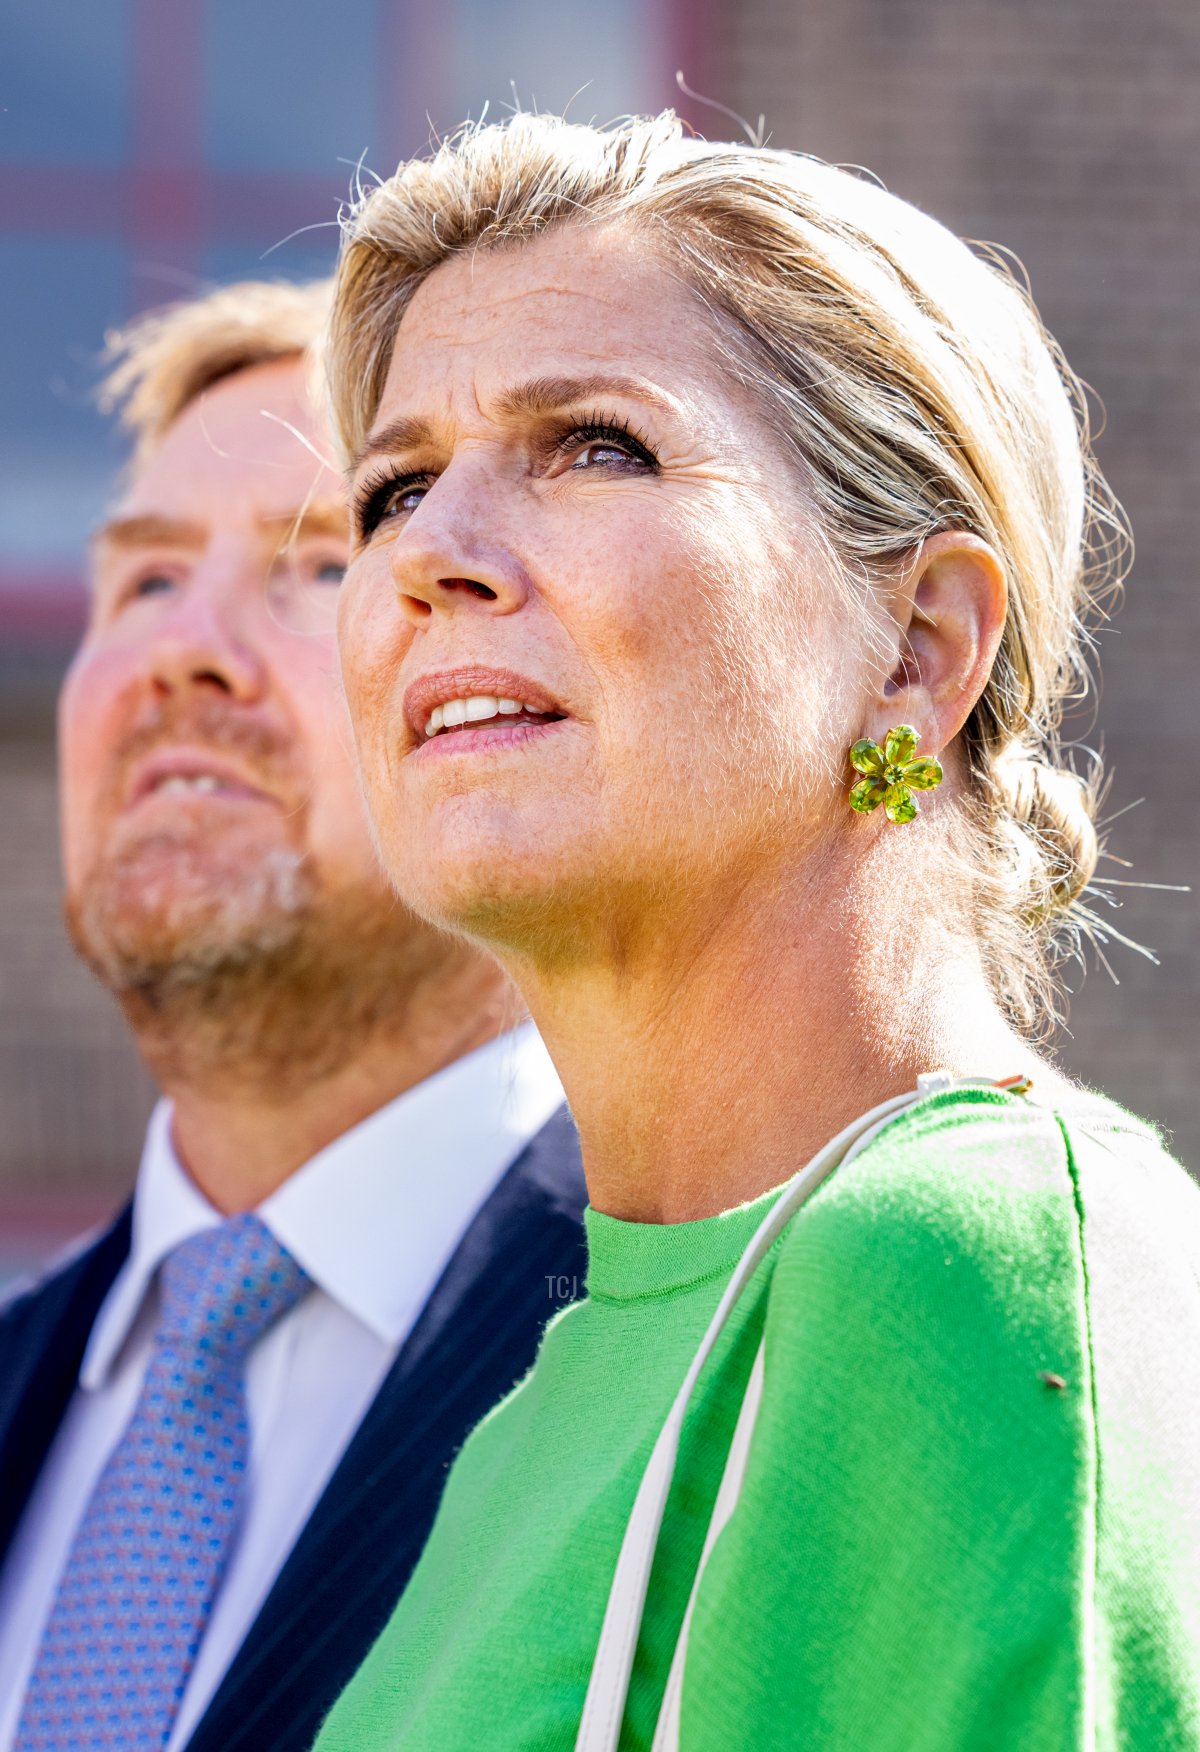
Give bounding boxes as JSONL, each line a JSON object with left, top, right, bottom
{"left": 100, "top": 278, "right": 331, "bottom": 460}
{"left": 326, "top": 112, "right": 1131, "bottom": 1034}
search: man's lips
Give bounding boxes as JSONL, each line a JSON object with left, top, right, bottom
{"left": 402, "top": 667, "right": 569, "bottom": 751}
{"left": 126, "top": 749, "right": 279, "bottom": 810}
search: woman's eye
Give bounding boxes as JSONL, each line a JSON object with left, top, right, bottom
{"left": 562, "top": 422, "right": 658, "bottom": 475}
{"left": 378, "top": 484, "right": 427, "bottom": 519}
{"left": 570, "top": 440, "right": 636, "bottom": 470}
{"left": 358, "top": 476, "right": 431, "bottom": 538}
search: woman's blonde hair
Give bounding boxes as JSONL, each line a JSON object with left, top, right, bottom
{"left": 326, "top": 112, "right": 1130, "bottom": 1034}
{"left": 100, "top": 278, "right": 331, "bottom": 460}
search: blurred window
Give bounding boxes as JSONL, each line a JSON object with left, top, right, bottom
{"left": 0, "top": 0, "right": 132, "bottom": 165}
{"left": 205, "top": 0, "right": 382, "bottom": 175}
{"left": 448, "top": 0, "right": 659, "bottom": 124}
{"left": 0, "top": 236, "right": 128, "bottom": 566}
{"left": 202, "top": 239, "right": 339, "bottom": 290}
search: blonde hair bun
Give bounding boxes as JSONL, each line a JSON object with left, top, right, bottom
{"left": 990, "top": 744, "right": 1100, "bottom": 923}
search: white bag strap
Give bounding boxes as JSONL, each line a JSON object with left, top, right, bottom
{"left": 650, "top": 1338, "right": 765, "bottom": 1751}
{"left": 576, "top": 1072, "right": 1024, "bottom": 1752}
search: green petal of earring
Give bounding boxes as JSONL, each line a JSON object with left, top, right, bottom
{"left": 848, "top": 725, "right": 943, "bottom": 823}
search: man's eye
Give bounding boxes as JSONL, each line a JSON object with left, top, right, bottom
{"left": 132, "top": 573, "right": 175, "bottom": 599}
{"left": 314, "top": 560, "right": 347, "bottom": 586}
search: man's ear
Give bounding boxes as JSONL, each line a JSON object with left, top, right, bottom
{"left": 872, "top": 531, "right": 1008, "bottom": 753}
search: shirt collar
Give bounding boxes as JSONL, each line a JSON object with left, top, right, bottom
{"left": 82, "top": 1023, "right": 564, "bottom": 1388}
{"left": 81, "top": 1102, "right": 220, "bottom": 1388}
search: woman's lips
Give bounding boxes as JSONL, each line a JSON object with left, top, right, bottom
{"left": 402, "top": 667, "right": 567, "bottom": 747}
{"left": 411, "top": 714, "right": 569, "bottom": 760}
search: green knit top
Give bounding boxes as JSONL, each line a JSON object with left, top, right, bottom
{"left": 315, "top": 1087, "right": 1200, "bottom": 1750}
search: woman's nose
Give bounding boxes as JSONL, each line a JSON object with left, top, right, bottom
{"left": 387, "top": 477, "right": 532, "bottom": 627}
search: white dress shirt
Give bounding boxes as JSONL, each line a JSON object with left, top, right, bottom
{"left": 0, "top": 1024, "right": 564, "bottom": 1752}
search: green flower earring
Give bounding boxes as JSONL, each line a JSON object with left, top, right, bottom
{"left": 849, "top": 725, "right": 943, "bottom": 824}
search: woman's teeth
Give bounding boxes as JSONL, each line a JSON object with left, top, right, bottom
{"left": 424, "top": 696, "right": 550, "bottom": 738}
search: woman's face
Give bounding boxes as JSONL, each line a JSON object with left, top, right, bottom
{"left": 338, "top": 224, "right": 863, "bottom": 951}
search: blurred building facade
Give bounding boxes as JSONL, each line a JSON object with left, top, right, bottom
{"left": 0, "top": 0, "right": 679, "bottom": 1273}
{"left": 1, "top": 0, "right": 1197, "bottom": 1271}
{"left": 703, "top": 0, "right": 1199, "bottom": 1148}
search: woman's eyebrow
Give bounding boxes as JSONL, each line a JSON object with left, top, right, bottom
{"left": 493, "top": 372, "right": 678, "bottom": 420}
{"left": 353, "top": 373, "right": 680, "bottom": 475}
{"left": 352, "top": 413, "right": 436, "bottom": 474}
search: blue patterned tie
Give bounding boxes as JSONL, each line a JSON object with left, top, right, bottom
{"left": 15, "top": 1212, "right": 310, "bottom": 1751}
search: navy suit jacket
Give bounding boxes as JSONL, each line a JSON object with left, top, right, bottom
{"left": 0, "top": 1105, "right": 587, "bottom": 1752}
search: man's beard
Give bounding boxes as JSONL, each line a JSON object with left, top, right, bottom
{"left": 65, "top": 835, "right": 443, "bottom": 1093}
{"left": 64, "top": 690, "right": 447, "bottom": 1092}
{"left": 68, "top": 829, "right": 316, "bottom": 994}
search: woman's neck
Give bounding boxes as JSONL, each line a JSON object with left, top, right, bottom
{"left": 509, "top": 845, "right": 1049, "bottom": 1223}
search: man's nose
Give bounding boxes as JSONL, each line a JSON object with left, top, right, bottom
{"left": 387, "top": 466, "right": 532, "bottom": 627}
{"left": 143, "top": 575, "right": 267, "bottom": 702}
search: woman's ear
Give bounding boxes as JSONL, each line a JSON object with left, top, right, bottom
{"left": 874, "top": 532, "right": 1008, "bottom": 752}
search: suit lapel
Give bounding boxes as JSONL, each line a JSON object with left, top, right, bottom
{"left": 186, "top": 1107, "right": 587, "bottom": 1752}
{"left": 0, "top": 1207, "right": 132, "bottom": 1565}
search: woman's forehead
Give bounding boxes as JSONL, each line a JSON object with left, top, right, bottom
{"left": 383, "top": 226, "right": 709, "bottom": 417}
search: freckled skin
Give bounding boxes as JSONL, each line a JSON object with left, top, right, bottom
{"left": 336, "top": 220, "right": 1052, "bottom": 1227}
{"left": 338, "top": 225, "right": 857, "bottom": 956}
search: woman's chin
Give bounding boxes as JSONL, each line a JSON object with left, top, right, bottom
{"left": 373, "top": 777, "right": 622, "bottom": 953}
{"left": 382, "top": 831, "right": 574, "bottom": 949}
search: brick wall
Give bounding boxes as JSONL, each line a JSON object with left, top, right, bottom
{"left": 710, "top": 0, "right": 1200, "bottom": 1165}
{"left": 0, "top": 717, "right": 155, "bottom": 1210}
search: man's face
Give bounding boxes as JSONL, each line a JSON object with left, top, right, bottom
{"left": 60, "top": 357, "right": 393, "bottom": 992}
